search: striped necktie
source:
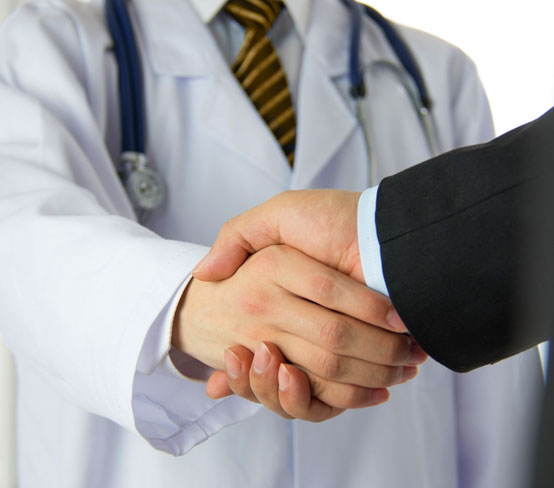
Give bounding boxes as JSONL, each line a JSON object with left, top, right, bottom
{"left": 225, "top": 0, "right": 296, "bottom": 167}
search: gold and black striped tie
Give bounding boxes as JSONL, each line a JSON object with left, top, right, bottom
{"left": 225, "top": 0, "right": 296, "bottom": 167}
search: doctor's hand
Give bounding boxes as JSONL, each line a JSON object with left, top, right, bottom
{"left": 173, "top": 245, "right": 426, "bottom": 421}
{"left": 207, "top": 341, "right": 378, "bottom": 421}
{"left": 206, "top": 340, "right": 420, "bottom": 421}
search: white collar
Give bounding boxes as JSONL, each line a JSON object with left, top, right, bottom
{"left": 189, "top": 0, "right": 311, "bottom": 39}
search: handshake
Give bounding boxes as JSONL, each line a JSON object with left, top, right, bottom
{"left": 172, "top": 190, "right": 428, "bottom": 422}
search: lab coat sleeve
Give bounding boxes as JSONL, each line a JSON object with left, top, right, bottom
{"left": 0, "top": 2, "right": 259, "bottom": 457}
{"left": 133, "top": 280, "right": 262, "bottom": 455}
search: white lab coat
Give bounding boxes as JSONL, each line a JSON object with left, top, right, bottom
{"left": 0, "top": 0, "right": 542, "bottom": 487}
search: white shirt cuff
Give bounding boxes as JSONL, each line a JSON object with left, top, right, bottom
{"left": 357, "top": 187, "right": 389, "bottom": 296}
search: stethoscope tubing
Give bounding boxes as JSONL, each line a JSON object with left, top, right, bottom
{"left": 362, "top": 4, "right": 432, "bottom": 110}
{"left": 371, "top": 59, "right": 440, "bottom": 157}
{"left": 106, "top": 0, "right": 145, "bottom": 154}
{"left": 106, "top": 0, "right": 440, "bottom": 209}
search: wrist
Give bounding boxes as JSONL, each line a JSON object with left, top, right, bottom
{"left": 171, "top": 277, "right": 199, "bottom": 353}
{"left": 171, "top": 277, "right": 216, "bottom": 380}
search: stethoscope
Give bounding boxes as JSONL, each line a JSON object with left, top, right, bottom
{"left": 106, "top": 0, "right": 440, "bottom": 219}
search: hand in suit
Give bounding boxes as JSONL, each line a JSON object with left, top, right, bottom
{"left": 193, "top": 190, "right": 365, "bottom": 284}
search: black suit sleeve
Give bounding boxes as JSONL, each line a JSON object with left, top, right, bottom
{"left": 376, "top": 107, "right": 554, "bottom": 372}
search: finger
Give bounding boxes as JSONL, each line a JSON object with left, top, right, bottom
{"left": 193, "top": 205, "right": 280, "bottom": 282}
{"left": 248, "top": 340, "right": 400, "bottom": 414}
{"left": 304, "top": 369, "right": 391, "bottom": 410}
{"left": 206, "top": 370, "right": 233, "bottom": 399}
{"left": 276, "top": 365, "right": 390, "bottom": 421}
{"left": 272, "top": 294, "right": 426, "bottom": 368}
{"left": 277, "top": 364, "right": 345, "bottom": 421}
{"left": 278, "top": 332, "right": 420, "bottom": 388}
{"left": 269, "top": 245, "right": 407, "bottom": 333}
{"left": 222, "top": 346, "right": 259, "bottom": 404}
{"left": 249, "top": 342, "right": 294, "bottom": 419}
{"left": 193, "top": 243, "right": 250, "bottom": 282}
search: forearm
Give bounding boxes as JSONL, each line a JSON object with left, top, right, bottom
{"left": 373, "top": 108, "right": 554, "bottom": 371}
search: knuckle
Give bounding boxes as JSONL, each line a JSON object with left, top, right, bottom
{"left": 250, "top": 245, "right": 282, "bottom": 273}
{"left": 308, "top": 374, "right": 323, "bottom": 398}
{"left": 237, "top": 288, "right": 268, "bottom": 316}
{"left": 220, "top": 219, "right": 233, "bottom": 231}
{"left": 220, "top": 219, "right": 236, "bottom": 237}
{"left": 310, "top": 273, "right": 336, "bottom": 302}
{"left": 319, "top": 319, "right": 350, "bottom": 352}
{"left": 315, "top": 351, "right": 344, "bottom": 380}
{"left": 379, "top": 336, "right": 408, "bottom": 364}
{"left": 374, "top": 365, "right": 401, "bottom": 387}
{"left": 339, "top": 386, "right": 371, "bottom": 408}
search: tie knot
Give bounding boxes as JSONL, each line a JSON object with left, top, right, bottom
{"left": 225, "top": 0, "right": 284, "bottom": 34}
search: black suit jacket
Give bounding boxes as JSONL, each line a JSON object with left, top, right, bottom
{"left": 376, "top": 107, "right": 554, "bottom": 372}
{"left": 375, "top": 107, "right": 554, "bottom": 487}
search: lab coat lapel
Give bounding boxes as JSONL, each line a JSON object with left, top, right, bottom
{"left": 292, "top": 0, "right": 406, "bottom": 189}
{"left": 291, "top": 0, "right": 357, "bottom": 189}
{"left": 200, "top": 74, "right": 292, "bottom": 186}
{"left": 132, "top": 0, "right": 216, "bottom": 78}
{"left": 133, "top": 0, "right": 291, "bottom": 186}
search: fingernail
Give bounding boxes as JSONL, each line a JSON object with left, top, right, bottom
{"left": 409, "top": 341, "right": 428, "bottom": 365}
{"left": 370, "top": 389, "right": 389, "bottom": 404}
{"left": 192, "top": 253, "right": 210, "bottom": 276}
{"left": 401, "top": 365, "right": 418, "bottom": 382}
{"left": 278, "top": 364, "right": 290, "bottom": 391}
{"left": 224, "top": 348, "right": 241, "bottom": 379}
{"left": 386, "top": 308, "right": 407, "bottom": 332}
{"left": 253, "top": 342, "right": 271, "bottom": 374}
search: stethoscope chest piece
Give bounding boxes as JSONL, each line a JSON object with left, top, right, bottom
{"left": 119, "top": 152, "right": 165, "bottom": 213}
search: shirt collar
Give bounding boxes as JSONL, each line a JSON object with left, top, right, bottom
{"left": 188, "top": 0, "right": 311, "bottom": 39}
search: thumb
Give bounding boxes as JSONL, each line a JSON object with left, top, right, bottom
{"left": 193, "top": 201, "right": 281, "bottom": 282}
{"left": 206, "top": 370, "right": 234, "bottom": 399}
{"left": 192, "top": 229, "right": 252, "bottom": 282}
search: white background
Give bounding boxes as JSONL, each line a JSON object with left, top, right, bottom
{"left": 365, "top": 0, "right": 554, "bottom": 135}
{"left": 0, "top": 1, "right": 552, "bottom": 486}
